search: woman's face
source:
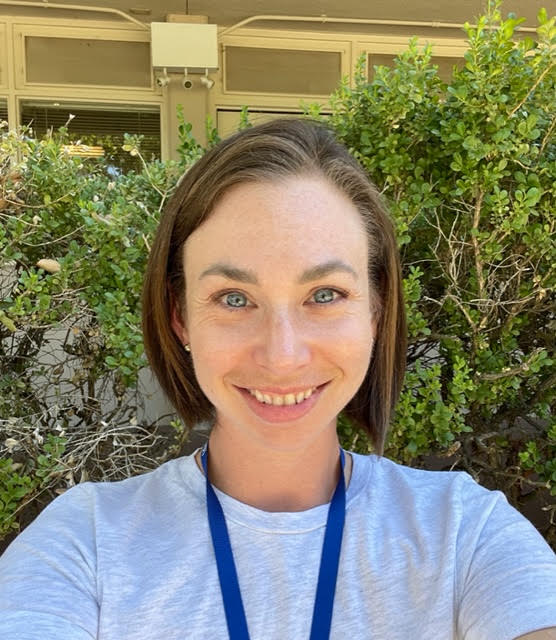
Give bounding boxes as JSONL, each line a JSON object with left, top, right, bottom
{"left": 175, "top": 175, "right": 376, "bottom": 451}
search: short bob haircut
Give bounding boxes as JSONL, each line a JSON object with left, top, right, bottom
{"left": 142, "top": 118, "right": 406, "bottom": 455}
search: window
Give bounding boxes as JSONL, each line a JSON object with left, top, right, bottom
{"left": 0, "top": 25, "right": 6, "bottom": 88}
{"left": 0, "top": 99, "right": 8, "bottom": 123}
{"left": 20, "top": 102, "right": 160, "bottom": 173}
{"left": 225, "top": 47, "right": 342, "bottom": 95}
{"left": 367, "top": 52, "right": 463, "bottom": 83}
{"left": 25, "top": 36, "right": 151, "bottom": 88}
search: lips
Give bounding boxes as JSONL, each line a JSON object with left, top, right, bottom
{"left": 236, "top": 383, "right": 328, "bottom": 423}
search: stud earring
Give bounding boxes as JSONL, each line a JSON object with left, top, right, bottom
{"left": 184, "top": 344, "right": 191, "bottom": 352}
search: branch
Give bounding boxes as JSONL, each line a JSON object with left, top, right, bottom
{"left": 1, "top": 192, "right": 75, "bottom": 210}
{"left": 477, "top": 348, "right": 545, "bottom": 380}
{"left": 530, "top": 372, "right": 556, "bottom": 407}
{"left": 20, "top": 225, "right": 85, "bottom": 248}
{"left": 445, "top": 293, "right": 477, "bottom": 332}
{"left": 508, "top": 62, "right": 555, "bottom": 118}
{"left": 538, "top": 114, "right": 556, "bottom": 158}
{"left": 471, "top": 189, "right": 486, "bottom": 310}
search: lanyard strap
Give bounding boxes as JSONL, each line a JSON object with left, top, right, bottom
{"left": 201, "top": 445, "right": 346, "bottom": 640}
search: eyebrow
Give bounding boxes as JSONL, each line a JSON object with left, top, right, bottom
{"left": 199, "top": 264, "right": 258, "bottom": 283}
{"left": 199, "top": 260, "right": 358, "bottom": 284}
{"left": 298, "top": 260, "right": 358, "bottom": 283}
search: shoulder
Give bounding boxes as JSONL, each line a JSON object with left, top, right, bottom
{"left": 46, "top": 454, "right": 189, "bottom": 509}
{"left": 351, "top": 452, "right": 553, "bottom": 553}
{"left": 350, "top": 453, "right": 556, "bottom": 638}
{"left": 354, "top": 451, "right": 492, "bottom": 509}
{"left": 81, "top": 453, "right": 196, "bottom": 509}
{"left": 3, "top": 453, "right": 201, "bottom": 557}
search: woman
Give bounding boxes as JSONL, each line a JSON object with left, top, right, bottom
{"left": 0, "top": 119, "right": 555, "bottom": 639}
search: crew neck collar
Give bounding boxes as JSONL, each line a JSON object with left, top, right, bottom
{"left": 179, "top": 449, "right": 373, "bottom": 534}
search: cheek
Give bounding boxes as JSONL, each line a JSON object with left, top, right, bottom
{"left": 188, "top": 326, "right": 247, "bottom": 404}
{"left": 327, "top": 312, "right": 375, "bottom": 374}
{"left": 190, "top": 316, "right": 253, "bottom": 363}
{"left": 316, "top": 307, "right": 374, "bottom": 346}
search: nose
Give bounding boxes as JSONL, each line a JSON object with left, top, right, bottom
{"left": 253, "top": 309, "right": 311, "bottom": 372}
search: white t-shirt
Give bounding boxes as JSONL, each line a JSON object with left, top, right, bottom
{"left": 1, "top": 451, "right": 555, "bottom": 639}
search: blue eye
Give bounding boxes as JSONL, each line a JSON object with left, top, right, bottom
{"left": 312, "top": 288, "right": 337, "bottom": 304}
{"left": 223, "top": 292, "right": 248, "bottom": 308}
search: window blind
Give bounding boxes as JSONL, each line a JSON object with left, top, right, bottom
{"left": 20, "top": 102, "right": 160, "bottom": 173}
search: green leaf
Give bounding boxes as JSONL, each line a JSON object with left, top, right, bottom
{"left": 0, "top": 312, "right": 16, "bottom": 332}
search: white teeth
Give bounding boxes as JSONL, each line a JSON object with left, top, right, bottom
{"left": 248, "top": 387, "right": 317, "bottom": 406}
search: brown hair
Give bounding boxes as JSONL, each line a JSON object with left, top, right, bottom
{"left": 142, "top": 118, "right": 406, "bottom": 454}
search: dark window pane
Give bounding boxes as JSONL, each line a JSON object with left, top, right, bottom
{"left": 226, "top": 47, "right": 341, "bottom": 95}
{"left": 25, "top": 37, "right": 151, "bottom": 87}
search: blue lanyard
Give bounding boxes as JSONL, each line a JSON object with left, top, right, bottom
{"left": 201, "top": 445, "right": 346, "bottom": 640}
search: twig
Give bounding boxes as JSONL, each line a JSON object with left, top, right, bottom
{"left": 19, "top": 225, "right": 85, "bottom": 248}
{"left": 1, "top": 193, "right": 75, "bottom": 210}
{"left": 538, "top": 114, "right": 556, "bottom": 158}
{"left": 471, "top": 189, "right": 486, "bottom": 307}
{"left": 508, "top": 62, "right": 555, "bottom": 118}
{"left": 477, "top": 348, "right": 545, "bottom": 380}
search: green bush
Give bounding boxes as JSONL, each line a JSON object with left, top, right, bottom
{"left": 1, "top": 3, "right": 554, "bottom": 546}
{"left": 326, "top": 4, "right": 555, "bottom": 540}
{"left": 0, "top": 126, "right": 194, "bottom": 540}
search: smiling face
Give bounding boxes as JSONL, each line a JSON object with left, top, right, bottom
{"left": 173, "top": 174, "right": 376, "bottom": 452}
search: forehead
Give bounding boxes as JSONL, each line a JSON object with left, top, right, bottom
{"left": 184, "top": 175, "right": 368, "bottom": 277}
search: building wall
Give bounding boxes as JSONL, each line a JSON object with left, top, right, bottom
{"left": 0, "top": 9, "right": 470, "bottom": 159}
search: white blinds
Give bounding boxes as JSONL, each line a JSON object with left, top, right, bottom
{"left": 20, "top": 102, "right": 160, "bottom": 173}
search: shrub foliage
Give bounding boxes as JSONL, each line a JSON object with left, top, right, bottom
{"left": 330, "top": 4, "right": 556, "bottom": 542}
{"left": 0, "top": 129, "right": 188, "bottom": 540}
{"left": 0, "top": 3, "right": 554, "bottom": 545}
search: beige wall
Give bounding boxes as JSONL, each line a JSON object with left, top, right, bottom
{"left": 165, "top": 73, "right": 210, "bottom": 156}
{"left": 0, "top": 9, "right": 474, "bottom": 159}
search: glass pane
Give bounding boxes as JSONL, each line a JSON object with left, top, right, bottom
{"left": 25, "top": 37, "right": 151, "bottom": 87}
{"left": 0, "top": 98, "right": 7, "bottom": 123}
{"left": 367, "top": 53, "right": 396, "bottom": 81}
{"left": 431, "top": 56, "right": 464, "bottom": 82}
{"left": 217, "top": 110, "right": 305, "bottom": 138}
{"left": 367, "top": 53, "right": 463, "bottom": 83}
{"left": 226, "top": 47, "right": 341, "bottom": 95}
{"left": 20, "top": 102, "right": 160, "bottom": 173}
{"left": 0, "top": 29, "right": 5, "bottom": 86}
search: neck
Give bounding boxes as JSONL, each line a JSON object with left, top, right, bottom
{"left": 197, "top": 425, "right": 351, "bottom": 512}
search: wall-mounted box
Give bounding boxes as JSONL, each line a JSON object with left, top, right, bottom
{"left": 166, "top": 14, "right": 209, "bottom": 24}
{"left": 151, "top": 23, "right": 218, "bottom": 72}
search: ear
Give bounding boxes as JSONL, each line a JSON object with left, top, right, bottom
{"left": 169, "top": 291, "right": 189, "bottom": 346}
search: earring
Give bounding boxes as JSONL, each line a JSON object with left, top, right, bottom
{"left": 184, "top": 344, "right": 191, "bottom": 352}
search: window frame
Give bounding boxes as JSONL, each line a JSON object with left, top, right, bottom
{"left": 14, "top": 23, "right": 154, "bottom": 92}
{"left": 217, "top": 30, "right": 351, "bottom": 108}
